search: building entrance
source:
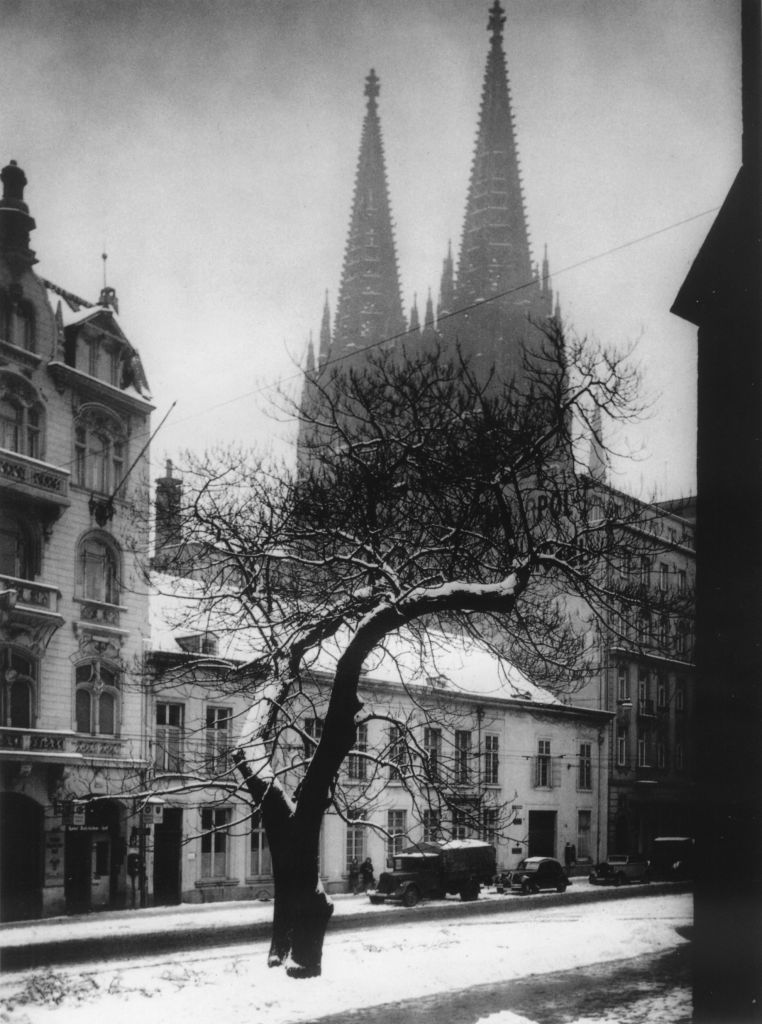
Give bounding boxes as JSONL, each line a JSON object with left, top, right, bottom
{"left": 528, "top": 810, "right": 557, "bottom": 857}
{"left": 153, "top": 807, "right": 182, "bottom": 905}
{"left": 64, "top": 800, "right": 122, "bottom": 914}
{"left": 0, "top": 791, "right": 43, "bottom": 921}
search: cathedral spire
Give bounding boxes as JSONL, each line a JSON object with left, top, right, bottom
{"left": 409, "top": 293, "right": 420, "bottom": 334}
{"left": 332, "top": 69, "right": 405, "bottom": 362}
{"left": 455, "top": 0, "right": 532, "bottom": 306}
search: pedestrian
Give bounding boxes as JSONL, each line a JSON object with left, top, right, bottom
{"left": 348, "top": 856, "right": 360, "bottom": 894}
{"left": 564, "top": 841, "right": 576, "bottom": 869}
{"left": 360, "top": 856, "right": 375, "bottom": 892}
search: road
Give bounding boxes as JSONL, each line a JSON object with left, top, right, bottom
{"left": 0, "top": 891, "right": 692, "bottom": 1024}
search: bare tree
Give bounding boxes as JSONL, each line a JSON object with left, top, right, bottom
{"left": 156, "top": 324, "right": 657, "bottom": 977}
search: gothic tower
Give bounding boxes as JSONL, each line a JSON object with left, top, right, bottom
{"left": 439, "top": 0, "right": 553, "bottom": 387}
{"left": 330, "top": 69, "right": 406, "bottom": 369}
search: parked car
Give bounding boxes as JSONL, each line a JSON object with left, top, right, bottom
{"left": 509, "top": 856, "right": 570, "bottom": 894}
{"left": 588, "top": 853, "right": 650, "bottom": 886}
{"left": 648, "top": 837, "right": 694, "bottom": 880}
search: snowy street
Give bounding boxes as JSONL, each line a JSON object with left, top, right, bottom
{"left": 0, "top": 891, "right": 691, "bottom": 1024}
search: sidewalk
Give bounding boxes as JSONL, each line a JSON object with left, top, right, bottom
{"left": 0, "top": 879, "right": 689, "bottom": 972}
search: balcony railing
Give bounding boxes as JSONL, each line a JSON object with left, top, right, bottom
{"left": 0, "top": 727, "right": 124, "bottom": 760}
{"left": 0, "top": 574, "right": 64, "bottom": 648}
{"left": 0, "top": 448, "right": 70, "bottom": 507}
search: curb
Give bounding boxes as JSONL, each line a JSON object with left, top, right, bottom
{"left": 0, "top": 881, "right": 691, "bottom": 973}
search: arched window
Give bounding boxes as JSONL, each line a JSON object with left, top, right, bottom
{"left": 73, "top": 405, "right": 126, "bottom": 496}
{"left": 0, "top": 373, "right": 43, "bottom": 458}
{"left": 0, "top": 647, "right": 36, "bottom": 728}
{"left": 0, "top": 511, "right": 38, "bottom": 580}
{"left": 77, "top": 533, "right": 120, "bottom": 605}
{"left": 74, "top": 660, "right": 120, "bottom": 735}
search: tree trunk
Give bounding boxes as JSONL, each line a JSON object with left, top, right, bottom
{"left": 235, "top": 752, "right": 334, "bottom": 977}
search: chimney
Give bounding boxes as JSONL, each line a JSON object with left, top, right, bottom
{"left": 154, "top": 460, "right": 183, "bottom": 571}
{"left": 0, "top": 160, "right": 37, "bottom": 271}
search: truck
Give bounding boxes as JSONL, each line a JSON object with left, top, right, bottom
{"left": 368, "top": 839, "right": 496, "bottom": 907}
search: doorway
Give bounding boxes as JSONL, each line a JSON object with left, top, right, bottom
{"left": 528, "top": 810, "right": 557, "bottom": 857}
{"left": 64, "top": 800, "right": 122, "bottom": 914}
{"left": 0, "top": 791, "right": 43, "bottom": 921}
{"left": 153, "top": 808, "right": 183, "bottom": 905}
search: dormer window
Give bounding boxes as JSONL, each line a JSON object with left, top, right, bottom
{"left": 0, "top": 291, "right": 35, "bottom": 352}
{"left": 177, "top": 633, "right": 218, "bottom": 657}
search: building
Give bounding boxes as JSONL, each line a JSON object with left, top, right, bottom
{"left": 0, "top": 160, "right": 153, "bottom": 920}
{"left": 145, "top": 564, "right": 611, "bottom": 905}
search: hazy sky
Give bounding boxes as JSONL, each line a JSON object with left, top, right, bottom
{"left": 1, "top": 0, "right": 741, "bottom": 499}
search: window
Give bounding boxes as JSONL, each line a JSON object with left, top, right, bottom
{"left": 657, "top": 676, "right": 667, "bottom": 710}
{"left": 75, "top": 660, "right": 120, "bottom": 735}
{"left": 78, "top": 534, "right": 120, "bottom": 605}
{"left": 577, "top": 810, "right": 592, "bottom": 860}
{"left": 347, "top": 723, "right": 368, "bottom": 780}
{"left": 73, "top": 406, "right": 127, "bottom": 496}
{"left": 535, "top": 739, "right": 551, "bottom": 787}
{"left": 638, "top": 668, "right": 648, "bottom": 707}
{"left": 657, "top": 742, "right": 666, "bottom": 769}
{"left": 637, "top": 610, "right": 651, "bottom": 644}
{"left": 452, "top": 807, "right": 471, "bottom": 840}
{"left": 0, "top": 512, "right": 38, "bottom": 580}
{"left": 659, "top": 562, "right": 669, "bottom": 590}
{"left": 676, "top": 742, "right": 684, "bottom": 771}
{"left": 206, "top": 707, "right": 232, "bottom": 774}
{"left": 423, "top": 809, "right": 441, "bottom": 842}
{"left": 482, "top": 807, "right": 498, "bottom": 845}
{"left": 677, "top": 569, "right": 687, "bottom": 593}
{"left": 616, "top": 730, "right": 627, "bottom": 768}
{"left": 616, "top": 665, "right": 629, "bottom": 702}
{"left": 637, "top": 736, "right": 648, "bottom": 767}
{"left": 578, "top": 742, "right": 593, "bottom": 790}
{"left": 386, "top": 810, "right": 407, "bottom": 861}
{"left": 676, "top": 683, "right": 685, "bottom": 713}
{"left": 178, "top": 632, "right": 219, "bottom": 656}
{"left": 659, "top": 615, "right": 670, "bottom": 649}
{"left": 388, "top": 724, "right": 407, "bottom": 780}
{"left": 0, "top": 374, "right": 43, "bottom": 457}
{"left": 639, "top": 555, "right": 650, "bottom": 586}
{"left": 303, "top": 716, "right": 323, "bottom": 759}
{"left": 345, "top": 813, "right": 366, "bottom": 870}
{"left": 484, "top": 734, "right": 499, "bottom": 786}
{"left": 455, "top": 729, "right": 472, "bottom": 785}
{"left": 155, "top": 702, "right": 184, "bottom": 770}
{"left": 423, "top": 726, "right": 442, "bottom": 780}
{"left": 676, "top": 621, "right": 688, "bottom": 656}
{"left": 250, "top": 810, "right": 272, "bottom": 877}
{"left": 0, "top": 648, "right": 35, "bottom": 728}
{"left": 201, "top": 807, "right": 230, "bottom": 878}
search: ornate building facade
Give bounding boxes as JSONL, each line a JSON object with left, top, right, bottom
{"left": 0, "top": 160, "right": 153, "bottom": 920}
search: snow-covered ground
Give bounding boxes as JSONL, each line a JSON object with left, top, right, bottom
{"left": 0, "top": 892, "right": 691, "bottom": 1024}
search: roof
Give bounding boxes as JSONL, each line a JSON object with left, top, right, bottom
{"left": 148, "top": 571, "right": 574, "bottom": 712}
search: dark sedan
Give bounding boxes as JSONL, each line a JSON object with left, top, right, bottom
{"left": 509, "top": 856, "right": 571, "bottom": 894}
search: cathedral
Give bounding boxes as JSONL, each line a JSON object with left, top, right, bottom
{"left": 309, "top": 0, "right": 556, "bottom": 394}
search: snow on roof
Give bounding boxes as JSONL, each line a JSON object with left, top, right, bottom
{"left": 149, "top": 571, "right": 559, "bottom": 706}
{"left": 305, "top": 626, "right": 560, "bottom": 706}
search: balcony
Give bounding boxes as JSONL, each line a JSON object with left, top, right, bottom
{"left": 0, "top": 727, "right": 127, "bottom": 763}
{"left": 638, "top": 698, "right": 656, "bottom": 718}
{"left": 73, "top": 599, "right": 129, "bottom": 641}
{"left": 0, "top": 448, "right": 70, "bottom": 511}
{"left": 0, "top": 574, "right": 64, "bottom": 648}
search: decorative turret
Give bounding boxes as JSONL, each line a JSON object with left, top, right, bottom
{"left": 0, "top": 160, "right": 37, "bottom": 271}
{"left": 438, "top": 240, "right": 455, "bottom": 322}
{"left": 331, "top": 70, "right": 406, "bottom": 363}
{"left": 318, "top": 291, "right": 331, "bottom": 368}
